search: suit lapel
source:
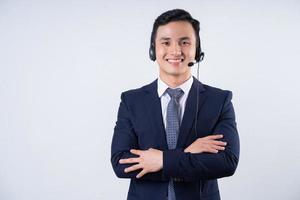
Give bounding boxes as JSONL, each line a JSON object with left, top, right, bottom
{"left": 143, "top": 80, "right": 168, "bottom": 149}
{"left": 177, "top": 77, "right": 207, "bottom": 148}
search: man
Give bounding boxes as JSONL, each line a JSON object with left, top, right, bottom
{"left": 111, "top": 9, "right": 240, "bottom": 200}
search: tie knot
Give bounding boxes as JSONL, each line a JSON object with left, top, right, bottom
{"left": 166, "top": 88, "right": 184, "bottom": 100}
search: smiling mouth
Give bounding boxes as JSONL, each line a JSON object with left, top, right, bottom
{"left": 166, "top": 58, "right": 184, "bottom": 64}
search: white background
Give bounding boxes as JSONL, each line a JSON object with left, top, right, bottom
{"left": 1, "top": 0, "right": 300, "bottom": 199}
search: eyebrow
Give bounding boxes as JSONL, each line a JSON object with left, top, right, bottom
{"left": 159, "top": 36, "right": 191, "bottom": 41}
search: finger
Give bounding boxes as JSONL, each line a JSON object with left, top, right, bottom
{"left": 205, "top": 134, "right": 223, "bottom": 140}
{"left": 119, "top": 157, "right": 140, "bottom": 164}
{"left": 210, "top": 140, "right": 227, "bottom": 146}
{"left": 136, "top": 169, "right": 148, "bottom": 178}
{"left": 201, "top": 147, "right": 218, "bottom": 153}
{"left": 130, "top": 149, "right": 142, "bottom": 155}
{"left": 211, "top": 145, "right": 225, "bottom": 151}
{"left": 124, "top": 164, "right": 142, "bottom": 173}
{"left": 208, "top": 148, "right": 219, "bottom": 153}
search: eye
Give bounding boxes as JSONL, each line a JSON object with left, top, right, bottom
{"left": 162, "top": 41, "right": 170, "bottom": 46}
{"left": 182, "top": 41, "right": 190, "bottom": 45}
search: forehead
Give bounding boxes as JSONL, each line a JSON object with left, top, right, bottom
{"left": 156, "top": 21, "right": 196, "bottom": 40}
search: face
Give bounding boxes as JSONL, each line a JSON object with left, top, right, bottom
{"left": 155, "top": 21, "right": 197, "bottom": 79}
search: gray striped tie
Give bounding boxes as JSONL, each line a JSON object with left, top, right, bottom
{"left": 166, "top": 88, "right": 184, "bottom": 200}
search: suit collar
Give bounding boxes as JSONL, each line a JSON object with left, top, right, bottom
{"left": 157, "top": 76, "right": 194, "bottom": 98}
{"left": 143, "top": 76, "right": 205, "bottom": 96}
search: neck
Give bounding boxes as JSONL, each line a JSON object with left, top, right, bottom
{"left": 159, "top": 73, "right": 191, "bottom": 88}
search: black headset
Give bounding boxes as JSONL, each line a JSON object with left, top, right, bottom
{"left": 149, "top": 34, "right": 204, "bottom": 63}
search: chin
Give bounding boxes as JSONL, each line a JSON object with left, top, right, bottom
{"left": 165, "top": 69, "right": 187, "bottom": 77}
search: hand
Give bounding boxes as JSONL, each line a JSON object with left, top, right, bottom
{"left": 184, "top": 134, "right": 227, "bottom": 154}
{"left": 119, "top": 148, "right": 163, "bottom": 178}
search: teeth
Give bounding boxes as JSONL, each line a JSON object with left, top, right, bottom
{"left": 167, "top": 59, "right": 182, "bottom": 63}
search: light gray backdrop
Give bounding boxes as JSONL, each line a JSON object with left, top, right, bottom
{"left": 0, "top": 0, "right": 299, "bottom": 199}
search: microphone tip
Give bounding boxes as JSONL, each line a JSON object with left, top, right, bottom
{"left": 188, "top": 62, "right": 194, "bottom": 67}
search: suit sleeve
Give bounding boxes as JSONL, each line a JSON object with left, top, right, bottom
{"left": 111, "top": 92, "right": 167, "bottom": 181}
{"left": 163, "top": 91, "right": 240, "bottom": 181}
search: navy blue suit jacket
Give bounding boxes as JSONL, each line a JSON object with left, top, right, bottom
{"left": 111, "top": 77, "right": 240, "bottom": 200}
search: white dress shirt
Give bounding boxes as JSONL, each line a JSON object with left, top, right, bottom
{"left": 157, "top": 76, "right": 193, "bottom": 129}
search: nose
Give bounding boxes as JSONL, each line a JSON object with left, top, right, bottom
{"left": 170, "top": 43, "right": 182, "bottom": 56}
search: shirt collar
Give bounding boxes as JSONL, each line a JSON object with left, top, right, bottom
{"left": 157, "top": 75, "right": 193, "bottom": 98}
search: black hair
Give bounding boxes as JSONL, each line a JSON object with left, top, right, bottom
{"left": 149, "top": 9, "right": 203, "bottom": 62}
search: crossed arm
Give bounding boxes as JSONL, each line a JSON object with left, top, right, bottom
{"left": 111, "top": 91, "right": 239, "bottom": 181}
{"left": 119, "top": 135, "right": 227, "bottom": 178}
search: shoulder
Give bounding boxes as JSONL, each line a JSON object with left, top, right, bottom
{"left": 204, "top": 84, "right": 232, "bottom": 96}
{"left": 201, "top": 83, "right": 233, "bottom": 103}
{"left": 120, "top": 79, "right": 157, "bottom": 101}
